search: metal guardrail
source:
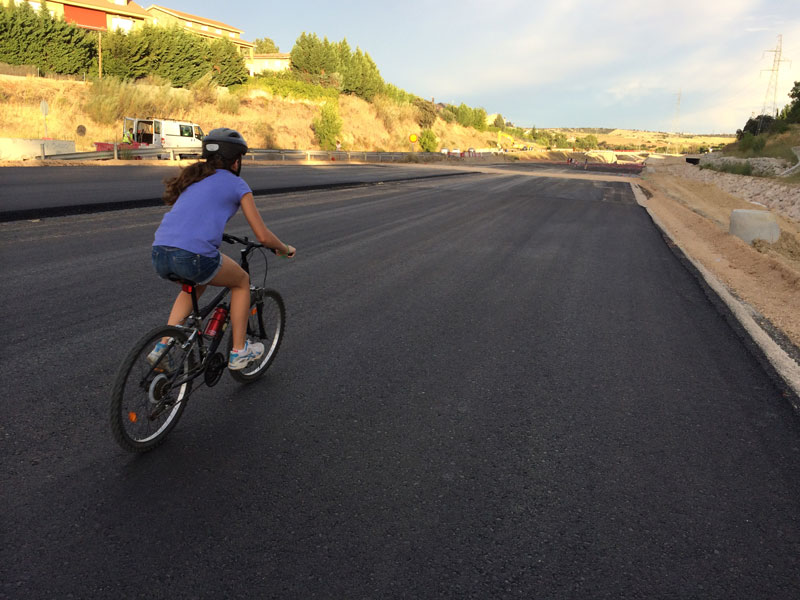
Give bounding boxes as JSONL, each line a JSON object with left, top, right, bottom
{"left": 36, "top": 144, "right": 475, "bottom": 163}
{"left": 40, "top": 145, "right": 194, "bottom": 161}
{"left": 37, "top": 146, "right": 644, "bottom": 172}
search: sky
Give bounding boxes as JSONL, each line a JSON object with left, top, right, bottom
{"left": 155, "top": 0, "right": 800, "bottom": 134}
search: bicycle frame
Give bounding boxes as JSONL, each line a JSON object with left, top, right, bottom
{"left": 112, "top": 233, "right": 284, "bottom": 452}
{"left": 147, "top": 235, "right": 267, "bottom": 390}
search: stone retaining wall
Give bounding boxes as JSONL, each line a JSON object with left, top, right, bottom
{"left": 698, "top": 154, "right": 790, "bottom": 176}
{"left": 649, "top": 162, "right": 800, "bottom": 222}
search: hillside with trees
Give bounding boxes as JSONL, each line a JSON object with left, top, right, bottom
{"left": 0, "top": 2, "right": 735, "bottom": 156}
{"left": 697, "top": 82, "right": 800, "bottom": 177}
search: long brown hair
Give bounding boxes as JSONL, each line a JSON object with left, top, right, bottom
{"left": 162, "top": 155, "right": 228, "bottom": 205}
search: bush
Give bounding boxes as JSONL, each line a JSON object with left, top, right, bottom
{"left": 439, "top": 109, "right": 455, "bottom": 124}
{"left": 217, "top": 91, "right": 240, "bottom": 115}
{"left": 738, "top": 132, "right": 767, "bottom": 154}
{"left": 249, "top": 71, "right": 337, "bottom": 102}
{"left": 770, "top": 119, "right": 790, "bottom": 135}
{"left": 738, "top": 114, "right": 774, "bottom": 139}
{"left": 312, "top": 101, "right": 342, "bottom": 150}
{"left": 418, "top": 129, "right": 437, "bottom": 152}
{"left": 700, "top": 162, "right": 753, "bottom": 176}
{"left": 84, "top": 77, "right": 190, "bottom": 124}
{"left": 413, "top": 98, "right": 436, "bottom": 129}
{"left": 372, "top": 95, "right": 396, "bottom": 131}
{"left": 384, "top": 84, "right": 414, "bottom": 104}
{"left": 190, "top": 72, "right": 217, "bottom": 104}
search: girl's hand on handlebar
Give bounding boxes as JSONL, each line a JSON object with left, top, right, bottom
{"left": 277, "top": 243, "right": 296, "bottom": 258}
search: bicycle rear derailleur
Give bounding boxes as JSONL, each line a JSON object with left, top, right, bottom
{"left": 204, "top": 353, "right": 227, "bottom": 387}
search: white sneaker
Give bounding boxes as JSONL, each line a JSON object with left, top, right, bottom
{"left": 147, "top": 340, "right": 178, "bottom": 372}
{"left": 228, "top": 340, "right": 265, "bottom": 370}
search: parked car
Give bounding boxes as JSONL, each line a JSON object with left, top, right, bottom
{"left": 440, "top": 148, "right": 449, "bottom": 154}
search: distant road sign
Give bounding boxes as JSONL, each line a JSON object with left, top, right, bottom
{"left": 409, "top": 134, "right": 417, "bottom": 143}
{"left": 40, "top": 100, "right": 49, "bottom": 116}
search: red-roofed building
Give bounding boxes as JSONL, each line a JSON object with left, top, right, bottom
{"left": 6, "top": 0, "right": 150, "bottom": 32}
{"left": 4, "top": 1, "right": 290, "bottom": 74}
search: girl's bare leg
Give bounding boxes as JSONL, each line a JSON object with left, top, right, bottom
{"left": 167, "top": 285, "right": 206, "bottom": 326}
{"left": 207, "top": 254, "right": 250, "bottom": 351}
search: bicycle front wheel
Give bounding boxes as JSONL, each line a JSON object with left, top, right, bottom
{"left": 229, "top": 288, "right": 285, "bottom": 383}
{"left": 110, "top": 325, "right": 194, "bottom": 452}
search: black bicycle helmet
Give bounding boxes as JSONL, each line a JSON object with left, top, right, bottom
{"left": 202, "top": 127, "right": 248, "bottom": 161}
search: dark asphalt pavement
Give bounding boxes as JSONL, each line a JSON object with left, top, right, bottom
{"left": 2, "top": 172, "right": 799, "bottom": 598}
{"left": 0, "top": 163, "right": 473, "bottom": 220}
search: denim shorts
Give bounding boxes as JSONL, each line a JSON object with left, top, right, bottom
{"left": 152, "top": 246, "right": 223, "bottom": 285}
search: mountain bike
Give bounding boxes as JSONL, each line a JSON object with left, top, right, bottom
{"left": 110, "top": 233, "right": 286, "bottom": 453}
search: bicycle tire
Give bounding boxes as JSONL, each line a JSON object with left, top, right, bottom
{"left": 228, "top": 288, "right": 285, "bottom": 383}
{"left": 110, "top": 325, "right": 194, "bottom": 452}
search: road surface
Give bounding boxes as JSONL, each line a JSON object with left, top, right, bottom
{"left": 2, "top": 172, "right": 799, "bottom": 598}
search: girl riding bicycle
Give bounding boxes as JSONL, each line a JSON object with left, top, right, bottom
{"left": 151, "top": 127, "right": 295, "bottom": 371}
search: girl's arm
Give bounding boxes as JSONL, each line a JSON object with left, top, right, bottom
{"left": 240, "top": 193, "right": 296, "bottom": 257}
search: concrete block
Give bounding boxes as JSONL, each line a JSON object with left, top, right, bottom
{"left": 0, "top": 138, "right": 76, "bottom": 160}
{"left": 729, "top": 209, "right": 780, "bottom": 244}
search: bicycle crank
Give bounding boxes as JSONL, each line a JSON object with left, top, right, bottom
{"left": 204, "top": 353, "right": 226, "bottom": 387}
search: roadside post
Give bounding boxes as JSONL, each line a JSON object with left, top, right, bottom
{"left": 40, "top": 100, "right": 48, "bottom": 139}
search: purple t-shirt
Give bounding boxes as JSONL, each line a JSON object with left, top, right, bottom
{"left": 153, "top": 170, "right": 252, "bottom": 257}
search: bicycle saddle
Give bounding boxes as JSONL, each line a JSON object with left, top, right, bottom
{"left": 166, "top": 273, "right": 199, "bottom": 287}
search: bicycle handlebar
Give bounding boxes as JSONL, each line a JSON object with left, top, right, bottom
{"left": 222, "top": 233, "right": 277, "bottom": 254}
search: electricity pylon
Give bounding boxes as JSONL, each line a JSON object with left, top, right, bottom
{"left": 761, "top": 35, "right": 790, "bottom": 117}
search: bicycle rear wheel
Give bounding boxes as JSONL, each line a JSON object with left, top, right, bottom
{"left": 110, "top": 325, "right": 194, "bottom": 452}
{"left": 229, "top": 288, "right": 285, "bottom": 383}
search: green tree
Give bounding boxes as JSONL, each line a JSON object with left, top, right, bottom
{"left": 101, "top": 28, "right": 150, "bottom": 80}
{"left": 472, "top": 107, "right": 487, "bottom": 131}
{"left": 291, "top": 32, "right": 335, "bottom": 76}
{"left": 254, "top": 37, "right": 279, "bottom": 53}
{"left": 336, "top": 38, "right": 354, "bottom": 92}
{"left": 0, "top": 2, "right": 93, "bottom": 75}
{"left": 574, "top": 134, "right": 599, "bottom": 150}
{"left": 785, "top": 81, "right": 800, "bottom": 123}
{"left": 208, "top": 38, "right": 247, "bottom": 86}
{"left": 738, "top": 114, "right": 775, "bottom": 138}
{"left": 141, "top": 25, "right": 208, "bottom": 87}
{"left": 312, "top": 101, "right": 342, "bottom": 150}
{"left": 0, "top": 1, "right": 40, "bottom": 67}
{"left": 350, "top": 49, "right": 383, "bottom": 101}
{"left": 455, "top": 103, "right": 472, "bottom": 127}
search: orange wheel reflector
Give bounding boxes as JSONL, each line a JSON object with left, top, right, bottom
{"left": 128, "top": 412, "right": 138, "bottom": 423}
{"left": 251, "top": 307, "right": 257, "bottom": 315}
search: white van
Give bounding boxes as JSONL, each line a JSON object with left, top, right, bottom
{"left": 123, "top": 117, "right": 204, "bottom": 158}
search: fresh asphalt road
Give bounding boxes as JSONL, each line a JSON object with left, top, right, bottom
{"left": 0, "top": 163, "right": 473, "bottom": 217}
{"left": 2, "top": 172, "right": 800, "bottom": 598}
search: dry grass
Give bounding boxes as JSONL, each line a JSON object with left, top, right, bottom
{"left": 0, "top": 74, "right": 515, "bottom": 153}
{"left": 546, "top": 128, "right": 735, "bottom": 152}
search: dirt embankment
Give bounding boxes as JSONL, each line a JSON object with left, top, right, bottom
{"left": 638, "top": 158, "right": 800, "bottom": 350}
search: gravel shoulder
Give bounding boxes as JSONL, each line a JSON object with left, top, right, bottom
{"left": 636, "top": 159, "right": 800, "bottom": 394}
